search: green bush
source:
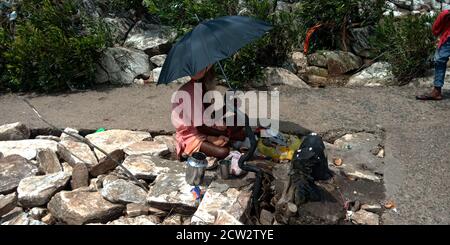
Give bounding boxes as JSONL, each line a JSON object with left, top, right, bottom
{"left": 294, "top": 0, "right": 385, "bottom": 52}
{"left": 371, "top": 14, "right": 437, "bottom": 84}
{"left": 144, "top": 0, "right": 239, "bottom": 34}
{"left": 0, "top": 0, "right": 111, "bottom": 92}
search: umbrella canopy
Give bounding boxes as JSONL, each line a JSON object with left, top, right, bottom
{"left": 157, "top": 15, "right": 272, "bottom": 85}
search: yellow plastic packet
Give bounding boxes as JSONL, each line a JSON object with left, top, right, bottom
{"left": 257, "top": 134, "right": 302, "bottom": 161}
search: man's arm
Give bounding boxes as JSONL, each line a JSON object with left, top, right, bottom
{"left": 432, "top": 10, "right": 450, "bottom": 37}
{"left": 197, "top": 125, "right": 227, "bottom": 137}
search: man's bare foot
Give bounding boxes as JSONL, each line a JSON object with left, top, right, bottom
{"left": 416, "top": 88, "right": 443, "bottom": 101}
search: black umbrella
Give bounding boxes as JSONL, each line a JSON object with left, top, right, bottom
{"left": 157, "top": 15, "right": 272, "bottom": 86}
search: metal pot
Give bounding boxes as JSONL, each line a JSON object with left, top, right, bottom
{"left": 185, "top": 152, "right": 207, "bottom": 186}
{"left": 218, "top": 159, "right": 231, "bottom": 180}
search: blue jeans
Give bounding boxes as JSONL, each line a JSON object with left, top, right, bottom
{"left": 434, "top": 39, "right": 450, "bottom": 88}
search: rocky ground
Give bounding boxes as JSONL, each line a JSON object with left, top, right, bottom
{"left": 1, "top": 84, "right": 449, "bottom": 225}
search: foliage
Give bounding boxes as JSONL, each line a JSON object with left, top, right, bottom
{"left": 294, "top": 0, "right": 386, "bottom": 52}
{"left": 371, "top": 14, "right": 437, "bottom": 84}
{"left": 0, "top": 0, "right": 111, "bottom": 92}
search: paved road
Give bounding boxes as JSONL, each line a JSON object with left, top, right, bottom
{"left": 1, "top": 85, "right": 449, "bottom": 224}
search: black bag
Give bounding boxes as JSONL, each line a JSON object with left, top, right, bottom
{"left": 291, "top": 133, "right": 332, "bottom": 205}
{"left": 297, "top": 133, "right": 332, "bottom": 181}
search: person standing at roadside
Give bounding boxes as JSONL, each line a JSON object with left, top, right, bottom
{"left": 417, "top": 9, "right": 450, "bottom": 100}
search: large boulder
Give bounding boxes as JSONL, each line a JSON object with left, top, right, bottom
{"left": 347, "top": 62, "right": 396, "bottom": 87}
{"left": 47, "top": 190, "right": 124, "bottom": 225}
{"left": 101, "top": 179, "right": 147, "bottom": 204}
{"left": 191, "top": 182, "right": 252, "bottom": 225}
{"left": 0, "top": 155, "right": 38, "bottom": 194}
{"left": 85, "top": 130, "right": 151, "bottom": 158}
{"left": 0, "top": 122, "right": 30, "bottom": 141}
{"left": 307, "top": 51, "right": 362, "bottom": 75}
{"left": 0, "top": 139, "right": 58, "bottom": 160}
{"left": 261, "top": 67, "right": 310, "bottom": 88}
{"left": 95, "top": 47, "right": 152, "bottom": 85}
{"left": 17, "top": 172, "right": 71, "bottom": 208}
{"left": 121, "top": 155, "right": 184, "bottom": 180}
{"left": 124, "top": 20, "right": 177, "bottom": 56}
{"left": 146, "top": 173, "right": 198, "bottom": 214}
{"left": 0, "top": 193, "right": 18, "bottom": 217}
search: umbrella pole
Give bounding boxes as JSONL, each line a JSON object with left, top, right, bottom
{"left": 217, "top": 61, "right": 234, "bottom": 90}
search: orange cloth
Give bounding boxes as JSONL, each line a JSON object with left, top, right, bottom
{"left": 304, "top": 23, "right": 323, "bottom": 54}
{"left": 171, "top": 80, "right": 207, "bottom": 158}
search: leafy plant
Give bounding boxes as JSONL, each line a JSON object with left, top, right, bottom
{"left": 295, "top": 0, "right": 386, "bottom": 52}
{"left": 371, "top": 14, "right": 437, "bottom": 84}
{"left": 0, "top": 0, "right": 111, "bottom": 92}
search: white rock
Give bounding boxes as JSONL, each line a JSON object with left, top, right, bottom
{"left": 152, "top": 67, "right": 162, "bottom": 83}
{"left": 124, "top": 21, "right": 177, "bottom": 55}
{"left": 191, "top": 182, "right": 252, "bottom": 225}
{"left": 147, "top": 173, "right": 198, "bottom": 214}
{"left": 58, "top": 140, "right": 98, "bottom": 167}
{"left": 154, "top": 135, "right": 177, "bottom": 154}
{"left": 361, "top": 204, "right": 383, "bottom": 213}
{"left": 101, "top": 179, "right": 147, "bottom": 204}
{"left": 1, "top": 212, "right": 47, "bottom": 225}
{"left": 0, "top": 122, "right": 30, "bottom": 141}
{"left": 29, "top": 207, "right": 48, "bottom": 220}
{"left": 60, "top": 128, "right": 81, "bottom": 141}
{"left": 96, "top": 47, "right": 152, "bottom": 85}
{"left": 47, "top": 190, "right": 124, "bottom": 225}
{"left": 0, "top": 139, "right": 57, "bottom": 160}
{"left": 122, "top": 155, "right": 184, "bottom": 180}
{"left": 214, "top": 210, "right": 243, "bottom": 225}
{"left": 347, "top": 62, "right": 396, "bottom": 87}
{"left": 351, "top": 209, "right": 380, "bottom": 225}
{"left": 150, "top": 54, "right": 167, "bottom": 67}
{"left": 85, "top": 130, "right": 151, "bottom": 159}
{"left": 17, "top": 172, "right": 71, "bottom": 207}
{"left": 262, "top": 67, "right": 310, "bottom": 88}
{"left": 107, "top": 215, "right": 159, "bottom": 225}
{"left": 124, "top": 141, "right": 170, "bottom": 157}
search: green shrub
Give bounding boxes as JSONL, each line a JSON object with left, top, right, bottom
{"left": 295, "top": 0, "right": 385, "bottom": 52}
{"left": 144, "top": 0, "right": 239, "bottom": 34}
{"left": 0, "top": 0, "right": 111, "bottom": 92}
{"left": 371, "top": 14, "right": 437, "bottom": 84}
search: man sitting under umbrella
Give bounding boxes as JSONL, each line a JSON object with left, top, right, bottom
{"left": 171, "top": 65, "right": 245, "bottom": 160}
